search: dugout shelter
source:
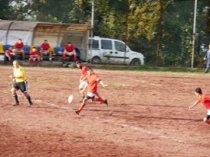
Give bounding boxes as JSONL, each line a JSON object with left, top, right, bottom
{"left": 0, "top": 20, "right": 90, "bottom": 61}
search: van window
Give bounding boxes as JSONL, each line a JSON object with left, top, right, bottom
{"left": 101, "top": 40, "right": 112, "bottom": 50}
{"left": 89, "top": 39, "right": 99, "bottom": 49}
{"left": 114, "top": 41, "right": 126, "bottom": 52}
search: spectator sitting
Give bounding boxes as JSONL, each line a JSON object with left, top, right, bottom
{"left": 29, "top": 47, "right": 40, "bottom": 66}
{"left": 13, "top": 39, "right": 25, "bottom": 60}
{"left": 40, "top": 39, "right": 52, "bottom": 61}
{"left": 62, "top": 42, "right": 77, "bottom": 64}
{"left": 4, "top": 46, "right": 15, "bottom": 64}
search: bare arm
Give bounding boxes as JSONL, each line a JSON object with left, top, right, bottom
{"left": 99, "top": 80, "right": 108, "bottom": 87}
{"left": 188, "top": 100, "right": 199, "bottom": 110}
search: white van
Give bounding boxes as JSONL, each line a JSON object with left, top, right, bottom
{"left": 87, "top": 36, "right": 145, "bottom": 65}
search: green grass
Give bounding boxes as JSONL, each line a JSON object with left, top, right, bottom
{"left": 85, "top": 64, "right": 205, "bottom": 73}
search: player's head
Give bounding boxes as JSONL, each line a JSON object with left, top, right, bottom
{"left": 194, "top": 87, "right": 202, "bottom": 95}
{"left": 13, "top": 60, "right": 20, "bottom": 68}
{"left": 32, "top": 47, "right": 36, "bottom": 51}
{"left": 18, "top": 39, "right": 22, "bottom": 43}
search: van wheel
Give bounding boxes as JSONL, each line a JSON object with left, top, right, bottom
{"left": 91, "top": 56, "right": 101, "bottom": 64}
{"left": 130, "top": 59, "right": 140, "bottom": 66}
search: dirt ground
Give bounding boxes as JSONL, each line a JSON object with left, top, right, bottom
{"left": 0, "top": 65, "right": 210, "bottom": 157}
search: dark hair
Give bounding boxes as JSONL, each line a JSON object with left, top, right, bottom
{"left": 195, "top": 87, "right": 202, "bottom": 94}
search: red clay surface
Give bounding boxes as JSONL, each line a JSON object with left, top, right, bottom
{"left": 1, "top": 65, "right": 210, "bottom": 157}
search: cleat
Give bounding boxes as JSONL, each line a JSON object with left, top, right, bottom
{"left": 28, "top": 102, "right": 33, "bottom": 107}
{"left": 12, "top": 103, "right": 19, "bottom": 106}
{"left": 104, "top": 99, "right": 108, "bottom": 106}
{"left": 75, "top": 110, "right": 80, "bottom": 115}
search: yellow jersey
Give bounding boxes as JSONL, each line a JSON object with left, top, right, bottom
{"left": 13, "top": 66, "right": 27, "bottom": 82}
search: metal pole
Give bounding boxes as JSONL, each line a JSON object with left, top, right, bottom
{"left": 191, "top": 0, "right": 197, "bottom": 69}
{"left": 90, "top": 0, "right": 94, "bottom": 62}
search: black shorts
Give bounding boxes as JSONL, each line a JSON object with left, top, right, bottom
{"left": 206, "top": 115, "right": 210, "bottom": 120}
{"left": 13, "top": 81, "right": 28, "bottom": 93}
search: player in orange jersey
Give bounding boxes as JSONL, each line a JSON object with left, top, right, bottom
{"left": 75, "top": 69, "right": 108, "bottom": 115}
{"left": 189, "top": 87, "right": 210, "bottom": 124}
{"left": 76, "top": 60, "right": 89, "bottom": 100}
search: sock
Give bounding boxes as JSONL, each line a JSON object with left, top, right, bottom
{"left": 94, "top": 97, "right": 104, "bottom": 103}
{"left": 26, "top": 95, "right": 32, "bottom": 105}
{"left": 13, "top": 94, "right": 19, "bottom": 104}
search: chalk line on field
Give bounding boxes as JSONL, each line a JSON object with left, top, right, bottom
{"left": 34, "top": 99, "right": 71, "bottom": 110}
{"left": 119, "top": 124, "right": 187, "bottom": 144}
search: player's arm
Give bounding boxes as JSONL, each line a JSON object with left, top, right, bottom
{"left": 99, "top": 80, "right": 108, "bottom": 87}
{"left": 80, "top": 75, "right": 87, "bottom": 82}
{"left": 188, "top": 100, "right": 199, "bottom": 110}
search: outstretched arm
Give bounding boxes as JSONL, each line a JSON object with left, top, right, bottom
{"left": 99, "top": 80, "right": 108, "bottom": 87}
{"left": 188, "top": 100, "right": 199, "bottom": 110}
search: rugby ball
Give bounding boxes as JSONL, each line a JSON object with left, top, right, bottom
{"left": 68, "top": 95, "right": 74, "bottom": 104}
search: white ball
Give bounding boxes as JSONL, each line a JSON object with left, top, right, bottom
{"left": 68, "top": 95, "right": 74, "bottom": 104}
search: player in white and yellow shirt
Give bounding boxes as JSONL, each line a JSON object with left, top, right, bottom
{"left": 11, "top": 60, "right": 33, "bottom": 106}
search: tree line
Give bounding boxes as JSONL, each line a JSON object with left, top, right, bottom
{"left": 0, "top": 0, "right": 210, "bottom": 67}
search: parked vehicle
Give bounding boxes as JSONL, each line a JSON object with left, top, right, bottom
{"left": 87, "top": 36, "right": 145, "bottom": 65}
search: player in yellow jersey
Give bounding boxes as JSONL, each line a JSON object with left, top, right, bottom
{"left": 10, "top": 60, "right": 33, "bottom": 106}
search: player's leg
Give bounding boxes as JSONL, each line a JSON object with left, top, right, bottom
{"left": 29, "top": 56, "right": 33, "bottom": 65}
{"left": 78, "top": 81, "right": 88, "bottom": 100}
{"left": 4, "top": 55, "right": 9, "bottom": 64}
{"left": 11, "top": 82, "right": 19, "bottom": 106}
{"left": 21, "top": 49, "right": 25, "bottom": 60}
{"left": 94, "top": 92, "right": 108, "bottom": 106}
{"left": 48, "top": 50, "right": 52, "bottom": 61}
{"left": 205, "top": 63, "right": 210, "bottom": 73}
{"left": 20, "top": 81, "right": 33, "bottom": 106}
{"left": 62, "top": 50, "right": 68, "bottom": 63}
{"left": 203, "top": 110, "right": 210, "bottom": 124}
{"left": 36, "top": 55, "right": 41, "bottom": 65}
{"left": 75, "top": 92, "right": 95, "bottom": 115}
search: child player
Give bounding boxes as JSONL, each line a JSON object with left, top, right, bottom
{"left": 75, "top": 69, "right": 108, "bottom": 115}
{"left": 189, "top": 87, "right": 210, "bottom": 124}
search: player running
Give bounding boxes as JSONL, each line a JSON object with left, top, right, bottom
{"left": 189, "top": 87, "right": 210, "bottom": 123}
{"left": 10, "top": 60, "right": 33, "bottom": 107}
{"left": 75, "top": 60, "right": 89, "bottom": 101}
{"left": 75, "top": 69, "right": 108, "bottom": 115}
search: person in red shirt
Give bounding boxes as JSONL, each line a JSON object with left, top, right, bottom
{"left": 62, "top": 42, "right": 77, "bottom": 64}
{"left": 13, "top": 39, "right": 25, "bottom": 60}
{"left": 76, "top": 60, "right": 89, "bottom": 100}
{"left": 40, "top": 40, "right": 52, "bottom": 61}
{"left": 189, "top": 87, "right": 210, "bottom": 123}
{"left": 75, "top": 69, "right": 108, "bottom": 115}
{"left": 28, "top": 47, "right": 40, "bottom": 66}
{"left": 4, "top": 46, "right": 15, "bottom": 64}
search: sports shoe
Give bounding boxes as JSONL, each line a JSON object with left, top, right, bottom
{"left": 12, "top": 103, "right": 19, "bottom": 106}
{"left": 75, "top": 110, "right": 80, "bottom": 115}
{"left": 28, "top": 102, "right": 33, "bottom": 107}
{"left": 104, "top": 99, "right": 108, "bottom": 106}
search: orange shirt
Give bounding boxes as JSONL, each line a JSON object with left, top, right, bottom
{"left": 198, "top": 94, "right": 210, "bottom": 109}
{"left": 87, "top": 73, "right": 101, "bottom": 94}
